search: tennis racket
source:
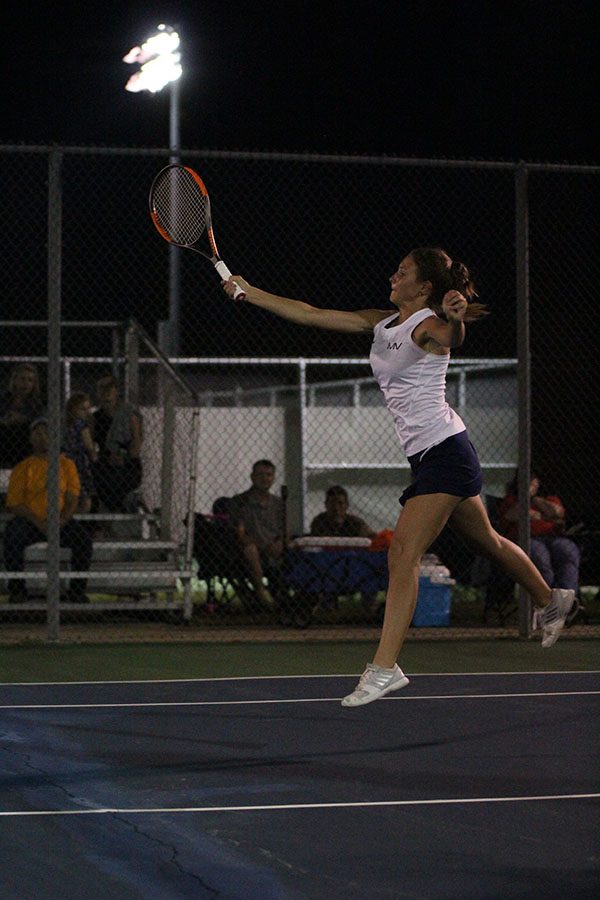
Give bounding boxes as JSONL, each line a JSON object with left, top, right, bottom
{"left": 149, "top": 164, "right": 245, "bottom": 300}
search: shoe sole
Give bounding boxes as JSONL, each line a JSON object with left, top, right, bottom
{"left": 342, "top": 675, "right": 409, "bottom": 707}
{"left": 541, "top": 620, "right": 567, "bottom": 648}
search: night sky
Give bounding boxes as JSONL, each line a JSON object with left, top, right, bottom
{"left": 1, "top": 0, "right": 597, "bottom": 163}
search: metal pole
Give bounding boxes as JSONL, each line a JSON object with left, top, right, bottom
{"left": 167, "top": 74, "right": 181, "bottom": 356}
{"left": 159, "top": 379, "right": 175, "bottom": 542}
{"left": 111, "top": 326, "right": 121, "bottom": 381}
{"left": 515, "top": 163, "right": 532, "bottom": 639}
{"left": 299, "top": 360, "right": 308, "bottom": 532}
{"left": 182, "top": 407, "right": 201, "bottom": 621}
{"left": 47, "top": 150, "right": 63, "bottom": 641}
{"left": 124, "top": 325, "right": 140, "bottom": 405}
{"left": 63, "top": 359, "right": 71, "bottom": 403}
{"left": 169, "top": 73, "right": 181, "bottom": 160}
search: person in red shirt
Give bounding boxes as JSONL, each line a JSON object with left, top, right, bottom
{"left": 499, "top": 471, "right": 580, "bottom": 593}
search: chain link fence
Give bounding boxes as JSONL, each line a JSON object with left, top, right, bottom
{"left": 1, "top": 145, "right": 598, "bottom": 642}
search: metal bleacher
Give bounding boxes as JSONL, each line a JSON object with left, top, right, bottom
{"left": 0, "top": 507, "right": 188, "bottom": 616}
{"left": 0, "top": 320, "right": 200, "bottom": 625}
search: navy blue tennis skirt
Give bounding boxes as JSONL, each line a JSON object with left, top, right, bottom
{"left": 399, "top": 430, "right": 483, "bottom": 506}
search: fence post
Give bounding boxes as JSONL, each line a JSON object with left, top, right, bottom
{"left": 516, "top": 162, "right": 532, "bottom": 639}
{"left": 160, "top": 378, "right": 175, "bottom": 541}
{"left": 182, "top": 407, "right": 200, "bottom": 620}
{"left": 46, "top": 149, "right": 63, "bottom": 642}
{"left": 298, "top": 359, "right": 308, "bottom": 533}
{"left": 124, "top": 324, "right": 139, "bottom": 405}
{"left": 111, "top": 326, "right": 122, "bottom": 382}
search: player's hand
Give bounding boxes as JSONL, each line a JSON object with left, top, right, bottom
{"left": 442, "top": 290, "right": 468, "bottom": 321}
{"left": 223, "top": 275, "right": 251, "bottom": 300}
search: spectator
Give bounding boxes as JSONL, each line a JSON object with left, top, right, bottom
{"left": 0, "top": 363, "right": 45, "bottom": 466}
{"left": 229, "top": 459, "right": 284, "bottom": 606}
{"left": 92, "top": 375, "right": 143, "bottom": 512}
{"left": 499, "top": 470, "right": 581, "bottom": 594}
{"left": 4, "top": 418, "right": 93, "bottom": 603}
{"left": 310, "top": 485, "right": 376, "bottom": 538}
{"left": 63, "top": 392, "right": 97, "bottom": 513}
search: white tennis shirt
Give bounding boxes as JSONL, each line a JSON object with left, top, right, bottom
{"left": 369, "top": 307, "right": 466, "bottom": 457}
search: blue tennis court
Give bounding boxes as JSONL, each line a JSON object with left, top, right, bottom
{"left": 1, "top": 671, "right": 599, "bottom": 898}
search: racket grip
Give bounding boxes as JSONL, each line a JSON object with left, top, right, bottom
{"left": 214, "top": 260, "right": 246, "bottom": 300}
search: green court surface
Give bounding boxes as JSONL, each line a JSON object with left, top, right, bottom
{"left": 0, "top": 639, "right": 598, "bottom": 682}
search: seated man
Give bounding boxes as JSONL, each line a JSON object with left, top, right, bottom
{"left": 4, "top": 418, "right": 93, "bottom": 603}
{"left": 228, "top": 459, "right": 284, "bottom": 606}
{"left": 310, "top": 485, "right": 375, "bottom": 538}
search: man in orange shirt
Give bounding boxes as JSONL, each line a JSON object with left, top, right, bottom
{"left": 4, "top": 418, "right": 93, "bottom": 603}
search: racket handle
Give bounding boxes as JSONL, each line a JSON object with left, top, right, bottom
{"left": 214, "top": 260, "right": 246, "bottom": 300}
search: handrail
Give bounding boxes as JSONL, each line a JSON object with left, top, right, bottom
{"left": 0, "top": 320, "right": 122, "bottom": 327}
{"left": 197, "top": 362, "right": 518, "bottom": 404}
{"left": 124, "top": 319, "right": 200, "bottom": 404}
{"left": 0, "top": 354, "right": 517, "bottom": 367}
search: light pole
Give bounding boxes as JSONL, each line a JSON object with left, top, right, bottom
{"left": 123, "top": 23, "right": 183, "bottom": 356}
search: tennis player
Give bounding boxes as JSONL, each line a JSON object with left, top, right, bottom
{"left": 223, "top": 247, "right": 576, "bottom": 707}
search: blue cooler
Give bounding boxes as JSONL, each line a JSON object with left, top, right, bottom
{"left": 412, "top": 576, "right": 452, "bottom": 626}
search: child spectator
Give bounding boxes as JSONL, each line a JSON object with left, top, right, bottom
{"left": 64, "top": 392, "right": 97, "bottom": 513}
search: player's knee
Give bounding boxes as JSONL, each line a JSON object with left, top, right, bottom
{"left": 387, "top": 536, "right": 422, "bottom": 571}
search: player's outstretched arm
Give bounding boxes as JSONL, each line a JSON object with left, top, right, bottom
{"left": 223, "top": 275, "right": 385, "bottom": 334}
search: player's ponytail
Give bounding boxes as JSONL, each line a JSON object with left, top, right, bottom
{"left": 449, "top": 259, "right": 471, "bottom": 294}
{"left": 410, "top": 247, "right": 488, "bottom": 322}
{"left": 448, "top": 258, "right": 488, "bottom": 321}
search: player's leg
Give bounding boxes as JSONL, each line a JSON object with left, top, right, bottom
{"left": 449, "top": 495, "right": 551, "bottom": 603}
{"left": 342, "top": 493, "right": 460, "bottom": 707}
{"left": 374, "top": 492, "right": 461, "bottom": 666}
{"left": 449, "top": 496, "right": 576, "bottom": 646}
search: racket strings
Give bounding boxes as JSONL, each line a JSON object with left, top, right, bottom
{"left": 152, "top": 170, "right": 208, "bottom": 245}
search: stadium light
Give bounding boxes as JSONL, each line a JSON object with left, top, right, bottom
{"left": 123, "top": 24, "right": 182, "bottom": 94}
{"left": 123, "top": 24, "right": 183, "bottom": 355}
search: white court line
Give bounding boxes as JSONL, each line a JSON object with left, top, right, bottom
{"left": 2, "top": 690, "right": 599, "bottom": 710}
{"left": 1, "top": 792, "right": 598, "bottom": 818}
{"left": 1, "top": 671, "right": 599, "bottom": 687}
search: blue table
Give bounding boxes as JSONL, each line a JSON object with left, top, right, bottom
{"left": 285, "top": 549, "right": 388, "bottom": 603}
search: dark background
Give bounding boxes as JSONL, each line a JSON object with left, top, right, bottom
{"left": 1, "top": 0, "right": 597, "bottom": 163}
{"left": 2, "top": 0, "right": 597, "bottom": 348}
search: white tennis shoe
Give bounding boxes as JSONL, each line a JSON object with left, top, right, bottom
{"left": 341, "top": 663, "right": 409, "bottom": 707}
{"left": 533, "top": 588, "right": 577, "bottom": 648}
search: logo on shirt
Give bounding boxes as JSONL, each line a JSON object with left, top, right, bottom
{"left": 386, "top": 341, "right": 403, "bottom": 350}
